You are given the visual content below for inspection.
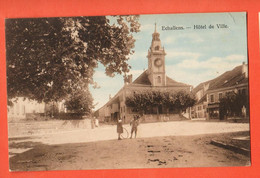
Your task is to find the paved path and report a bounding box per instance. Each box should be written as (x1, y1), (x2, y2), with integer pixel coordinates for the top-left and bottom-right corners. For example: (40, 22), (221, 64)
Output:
(9, 121), (250, 145)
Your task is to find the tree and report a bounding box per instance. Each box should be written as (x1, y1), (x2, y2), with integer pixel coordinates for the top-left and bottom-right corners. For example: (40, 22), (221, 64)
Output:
(6, 16), (140, 104)
(125, 92), (149, 115)
(219, 91), (248, 118)
(64, 85), (93, 115)
(172, 91), (196, 111)
(125, 90), (196, 115)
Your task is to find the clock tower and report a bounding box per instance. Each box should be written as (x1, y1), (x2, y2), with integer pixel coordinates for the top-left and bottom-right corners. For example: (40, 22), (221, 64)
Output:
(147, 23), (166, 86)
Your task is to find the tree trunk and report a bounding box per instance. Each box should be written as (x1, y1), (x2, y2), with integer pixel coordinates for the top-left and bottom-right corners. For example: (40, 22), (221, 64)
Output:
(52, 101), (54, 118)
(156, 106), (159, 121)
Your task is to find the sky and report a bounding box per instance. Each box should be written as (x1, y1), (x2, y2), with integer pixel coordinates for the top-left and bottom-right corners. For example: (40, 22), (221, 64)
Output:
(90, 12), (248, 110)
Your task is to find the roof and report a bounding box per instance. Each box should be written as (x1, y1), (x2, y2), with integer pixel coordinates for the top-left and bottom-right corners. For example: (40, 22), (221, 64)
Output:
(131, 70), (151, 85)
(130, 70), (190, 87)
(207, 65), (248, 91)
(95, 70), (191, 112)
(192, 80), (211, 94)
(193, 64), (248, 94)
(166, 76), (191, 87)
(197, 94), (207, 104)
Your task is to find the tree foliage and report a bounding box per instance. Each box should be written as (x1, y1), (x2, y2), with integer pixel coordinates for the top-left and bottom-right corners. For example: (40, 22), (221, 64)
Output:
(6, 16), (140, 103)
(219, 91), (248, 118)
(64, 84), (93, 115)
(125, 90), (196, 115)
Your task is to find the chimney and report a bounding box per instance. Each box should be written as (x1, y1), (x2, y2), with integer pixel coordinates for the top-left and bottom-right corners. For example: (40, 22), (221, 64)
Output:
(242, 62), (248, 78)
(129, 74), (133, 83)
(124, 74), (133, 84)
(124, 75), (128, 85)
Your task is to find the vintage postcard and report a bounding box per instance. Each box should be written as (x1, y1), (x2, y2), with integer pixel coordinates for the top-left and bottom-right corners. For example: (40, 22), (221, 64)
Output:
(6, 12), (250, 171)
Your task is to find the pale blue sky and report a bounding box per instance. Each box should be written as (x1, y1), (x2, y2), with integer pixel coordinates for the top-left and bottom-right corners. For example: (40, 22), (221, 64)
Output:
(90, 12), (248, 110)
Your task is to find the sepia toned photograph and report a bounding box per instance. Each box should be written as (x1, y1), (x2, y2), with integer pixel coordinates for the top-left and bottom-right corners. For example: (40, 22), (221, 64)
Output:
(6, 12), (250, 171)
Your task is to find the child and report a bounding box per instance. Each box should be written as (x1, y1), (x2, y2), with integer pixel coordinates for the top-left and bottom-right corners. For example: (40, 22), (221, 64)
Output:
(117, 118), (123, 140)
(130, 115), (139, 139)
(95, 117), (99, 127)
(91, 117), (95, 129)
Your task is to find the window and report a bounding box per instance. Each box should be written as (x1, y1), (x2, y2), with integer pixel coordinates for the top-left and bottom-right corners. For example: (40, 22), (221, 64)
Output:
(11, 107), (14, 114)
(226, 91), (231, 96)
(210, 94), (214, 103)
(155, 46), (159, 50)
(157, 76), (161, 83)
(219, 93), (223, 100)
(16, 103), (20, 115)
(242, 89), (246, 95)
(23, 105), (26, 115)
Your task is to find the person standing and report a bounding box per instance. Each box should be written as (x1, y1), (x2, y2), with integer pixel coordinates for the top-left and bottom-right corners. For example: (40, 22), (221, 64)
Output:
(117, 118), (123, 140)
(130, 115), (140, 139)
(95, 117), (99, 127)
(91, 117), (95, 129)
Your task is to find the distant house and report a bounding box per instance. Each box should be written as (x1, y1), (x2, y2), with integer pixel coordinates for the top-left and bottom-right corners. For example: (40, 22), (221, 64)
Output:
(191, 81), (210, 119)
(8, 97), (45, 122)
(191, 63), (249, 120)
(8, 97), (67, 122)
(95, 24), (192, 123)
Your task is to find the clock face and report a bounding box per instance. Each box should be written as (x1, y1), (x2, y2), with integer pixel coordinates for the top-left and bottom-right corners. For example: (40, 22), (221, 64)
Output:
(154, 58), (162, 67)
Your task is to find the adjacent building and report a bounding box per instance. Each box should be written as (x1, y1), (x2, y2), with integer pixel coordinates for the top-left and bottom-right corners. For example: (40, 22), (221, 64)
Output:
(191, 81), (210, 119)
(192, 63), (249, 120)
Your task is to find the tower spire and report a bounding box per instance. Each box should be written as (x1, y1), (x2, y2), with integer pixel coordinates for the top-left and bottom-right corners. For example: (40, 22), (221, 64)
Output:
(155, 22), (157, 33)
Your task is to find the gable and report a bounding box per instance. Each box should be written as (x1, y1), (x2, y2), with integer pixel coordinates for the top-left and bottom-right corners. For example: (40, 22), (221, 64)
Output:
(131, 70), (190, 88)
(132, 70), (151, 86)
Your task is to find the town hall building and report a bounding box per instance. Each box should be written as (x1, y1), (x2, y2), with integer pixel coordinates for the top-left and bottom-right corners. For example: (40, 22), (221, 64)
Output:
(95, 24), (192, 123)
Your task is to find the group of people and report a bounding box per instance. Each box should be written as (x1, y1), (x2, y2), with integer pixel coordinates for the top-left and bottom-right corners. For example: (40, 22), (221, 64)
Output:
(89, 115), (140, 140)
(117, 115), (140, 140)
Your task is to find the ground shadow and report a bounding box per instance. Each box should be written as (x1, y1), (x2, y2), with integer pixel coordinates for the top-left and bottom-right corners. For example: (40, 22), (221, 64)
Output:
(9, 131), (251, 172)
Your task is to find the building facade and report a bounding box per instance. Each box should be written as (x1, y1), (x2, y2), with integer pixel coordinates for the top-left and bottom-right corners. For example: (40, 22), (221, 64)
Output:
(191, 63), (249, 120)
(8, 97), (67, 122)
(8, 97), (46, 122)
(95, 24), (192, 123)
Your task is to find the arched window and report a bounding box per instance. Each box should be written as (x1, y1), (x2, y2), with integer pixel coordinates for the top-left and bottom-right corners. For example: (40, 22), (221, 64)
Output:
(157, 76), (161, 83)
(155, 46), (159, 50)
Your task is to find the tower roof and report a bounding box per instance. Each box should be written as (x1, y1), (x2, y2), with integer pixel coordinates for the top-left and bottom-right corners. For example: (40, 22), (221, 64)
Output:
(154, 22), (157, 33)
(152, 23), (160, 41)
